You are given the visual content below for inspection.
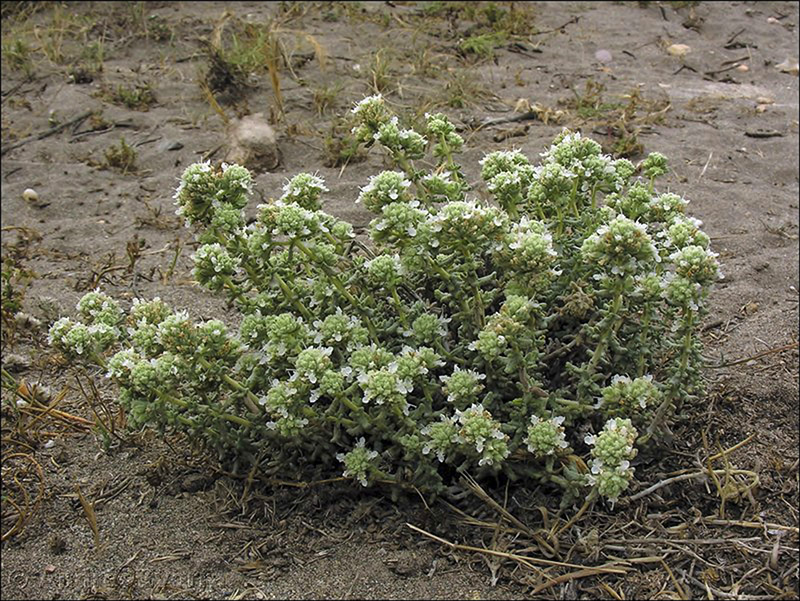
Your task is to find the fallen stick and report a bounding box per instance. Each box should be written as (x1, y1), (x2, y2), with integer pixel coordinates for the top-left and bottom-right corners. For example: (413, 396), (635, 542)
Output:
(477, 110), (540, 128)
(1, 110), (94, 156)
(709, 341), (798, 368)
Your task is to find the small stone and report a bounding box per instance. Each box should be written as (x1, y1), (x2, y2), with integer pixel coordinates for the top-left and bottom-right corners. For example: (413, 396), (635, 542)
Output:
(22, 188), (38, 202)
(775, 58), (799, 76)
(736, 64), (749, 72)
(767, 16), (780, 24)
(44, 565), (57, 574)
(49, 534), (67, 555)
(594, 49), (612, 64)
(3, 352), (31, 372)
(180, 473), (209, 493)
(157, 139), (184, 151)
(756, 104), (769, 113)
(667, 44), (691, 57)
(225, 113), (281, 172)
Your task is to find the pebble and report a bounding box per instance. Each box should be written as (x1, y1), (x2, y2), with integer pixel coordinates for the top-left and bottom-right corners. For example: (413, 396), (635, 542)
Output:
(22, 188), (38, 202)
(225, 113), (280, 172)
(594, 49), (612, 64)
(180, 473), (210, 493)
(667, 44), (691, 57)
(775, 57), (799, 76)
(157, 139), (184, 152)
(3, 352), (31, 372)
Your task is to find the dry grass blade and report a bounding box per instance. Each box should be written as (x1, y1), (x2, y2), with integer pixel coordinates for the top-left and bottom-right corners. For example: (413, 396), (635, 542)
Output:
(12, 376), (94, 432)
(405, 522), (627, 573)
(659, 557), (690, 600)
(531, 565), (632, 595)
(265, 34), (284, 121)
(76, 484), (100, 547)
(199, 80), (230, 126)
(701, 519), (798, 534)
(461, 473), (536, 537)
(1, 452), (45, 541)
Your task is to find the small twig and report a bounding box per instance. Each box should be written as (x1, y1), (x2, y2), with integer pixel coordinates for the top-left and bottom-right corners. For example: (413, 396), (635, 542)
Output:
(708, 342), (798, 368)
(479, 110), (540, 128)
(628, 468), (759, 501)
(720, 55), (751, 66)
(529, 16), (580, 36)
(704, 63), (746, 77)
(702, 518), (799, 534)
(673, 63), (699, 76)
(201, 143), (225, 162)
(681, 572), (779, 600)
(744, 129), (784, 139)
(76, 484), (100, 547)
(405, 522), (626, 572)
(461, 474), (536, 538)
(707, 433), (755, 463)
(724, 28), (746, 48)
(698, 151), (712, 181)
(2, 110), (95, 156)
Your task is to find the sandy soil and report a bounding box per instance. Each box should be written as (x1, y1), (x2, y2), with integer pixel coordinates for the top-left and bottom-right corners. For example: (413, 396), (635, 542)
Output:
(1, 2), (798, 599)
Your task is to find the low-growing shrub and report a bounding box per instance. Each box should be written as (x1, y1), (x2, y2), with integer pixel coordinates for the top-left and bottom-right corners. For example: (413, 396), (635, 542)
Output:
(49, 95), (720, 506)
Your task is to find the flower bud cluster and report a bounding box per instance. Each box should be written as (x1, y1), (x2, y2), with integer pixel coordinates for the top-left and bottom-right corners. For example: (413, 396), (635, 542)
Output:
(455, 403), (509, 466)
(76, 290), (123, 327)
(370, 202), (427, 244)
(357, 171), (413, 213)
(192, 243), (240, 291)
(292, 346), (334, 386)
(585, 418), (638, 501)
(640, 152), (668, 180)
(337, 437), (379, 486)
(439, 366), (486, 408)
(596, 374), (660, 420)
(419, 171), (464, 203)
(427, 200), (509, 256)
(670, 245), (720, 285)
(312, 309), (368, 349)
(425, 112), (464, 157)
(580, 215), (659, 276)
(405, 313), (450, 345)
(357, 363), (413, 414)
(174, 161), (251, 227)
(664, 216), (709, 250)
(279, 172), (329, 211)
(365, 254), (405, 289)
(351, 95), (390, 143)
(48, 292), (124, 356)
(480, 149), (530, 182)
(498, 217), (558, 290)
(48, 317), (118, 357)
(421, 414), (459, 462)
(526, 415), (569, 457)
(374, 116), (427, 160)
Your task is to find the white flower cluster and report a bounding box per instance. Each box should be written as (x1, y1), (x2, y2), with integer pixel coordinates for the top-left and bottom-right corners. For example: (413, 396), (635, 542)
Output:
(455, 403), (509, 466)
(526, 415), (570, 457)
(337, 437), (379, 486)
(585, 418), (638, 502)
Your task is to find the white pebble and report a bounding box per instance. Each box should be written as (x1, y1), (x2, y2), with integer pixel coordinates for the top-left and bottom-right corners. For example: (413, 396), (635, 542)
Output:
(23, 188), (39, 202)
